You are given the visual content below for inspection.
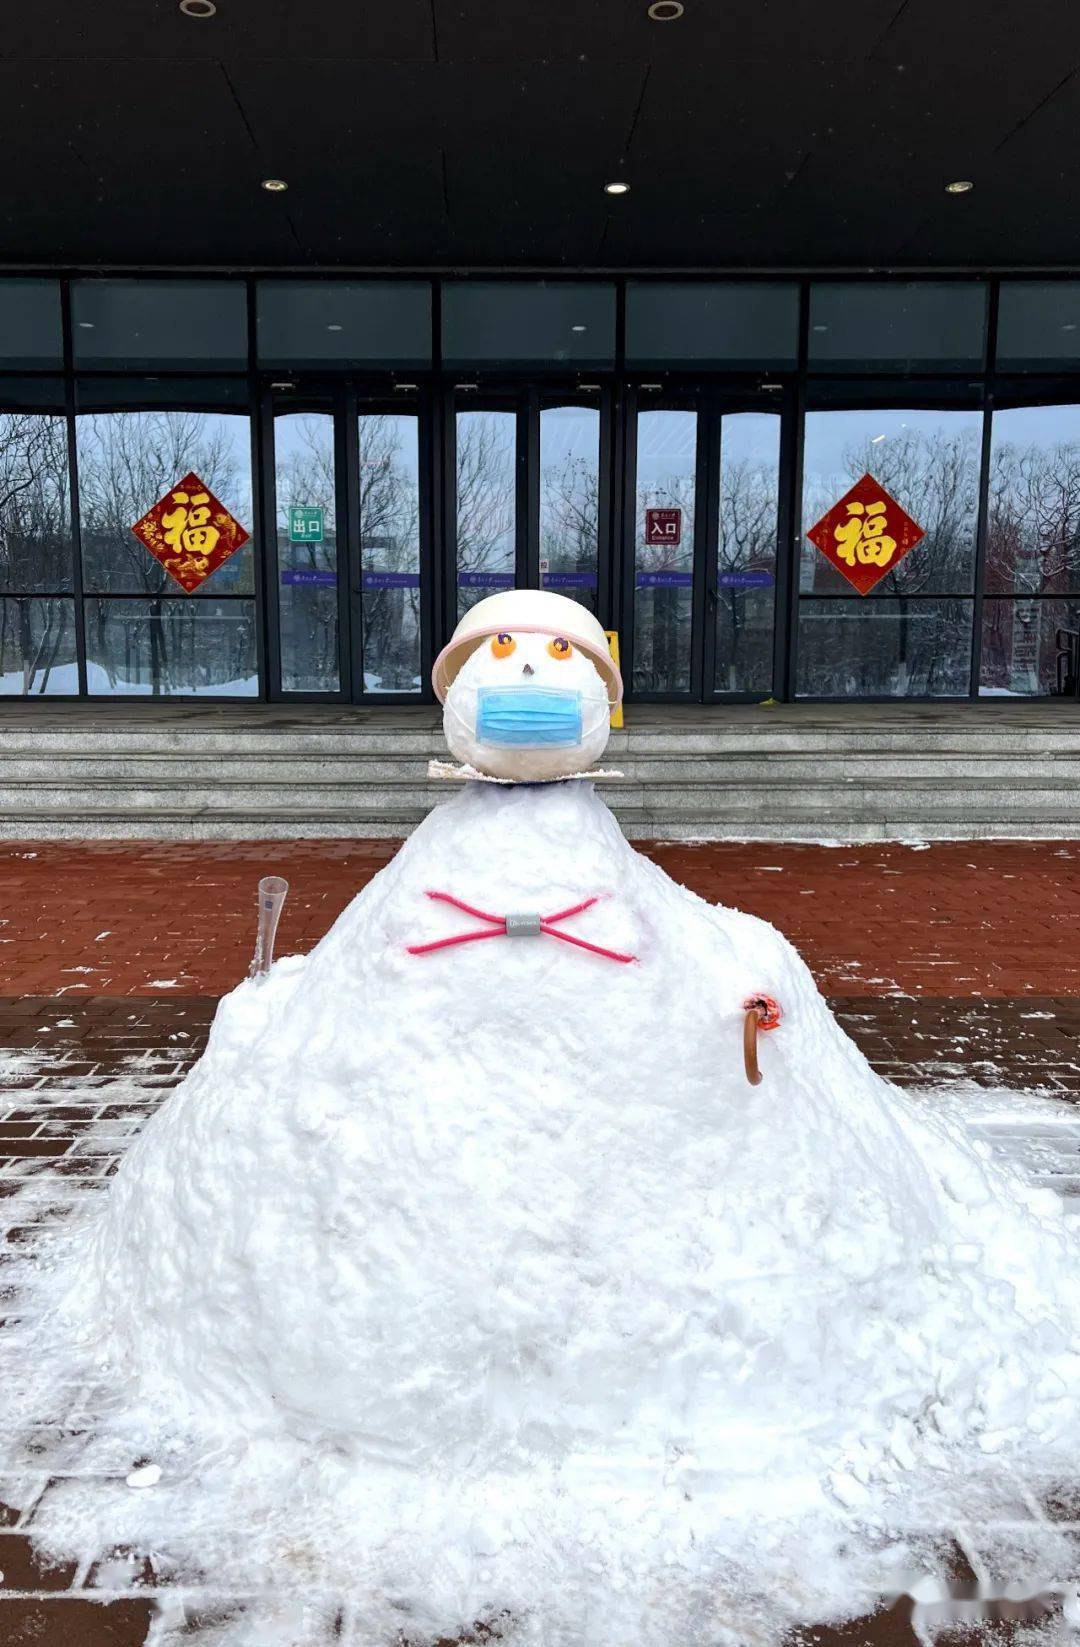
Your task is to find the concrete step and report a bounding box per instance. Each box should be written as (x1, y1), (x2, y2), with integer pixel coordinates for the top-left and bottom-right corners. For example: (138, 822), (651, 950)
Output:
(2, 724), (1080, 757)
(1, 749), (1080, 785)
(2, 813), (1075, 843)
(0, 776), (1076, 817)
(1, 714), (1078, 841)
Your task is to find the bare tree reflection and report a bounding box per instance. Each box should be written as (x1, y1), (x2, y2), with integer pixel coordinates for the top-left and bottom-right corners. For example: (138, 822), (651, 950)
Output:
(76, 411), (253, 695)
(801, 425), (979, 695)
(0, 414), (74, 693)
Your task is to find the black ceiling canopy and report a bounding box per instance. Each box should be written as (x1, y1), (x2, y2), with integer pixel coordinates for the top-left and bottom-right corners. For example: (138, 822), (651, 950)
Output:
(3, 0), (1079, 270)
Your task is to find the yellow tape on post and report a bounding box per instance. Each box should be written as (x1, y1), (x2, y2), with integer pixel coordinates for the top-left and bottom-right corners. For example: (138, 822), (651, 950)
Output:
(604, 630), (624, 729)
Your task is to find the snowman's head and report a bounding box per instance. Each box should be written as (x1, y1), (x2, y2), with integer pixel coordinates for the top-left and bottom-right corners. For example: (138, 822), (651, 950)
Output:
(433, 590), (622, 782)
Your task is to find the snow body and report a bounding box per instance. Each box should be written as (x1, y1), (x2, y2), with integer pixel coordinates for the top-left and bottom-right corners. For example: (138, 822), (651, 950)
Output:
(43, 776), (1080, 1645)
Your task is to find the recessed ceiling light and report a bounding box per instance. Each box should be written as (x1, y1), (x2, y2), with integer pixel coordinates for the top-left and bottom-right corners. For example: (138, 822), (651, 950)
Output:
(571, 324), (587, 332)
(945, 179), (974, 194)
(326, 323), (343, 332)
(647, 0), (684, 17)
(812, 323), (828, 332)
(77, 321), (94, 329)
(179, 0), (216, 14)
(1063, 323), (1078, 332)
(604, 180), (630, 196)
(261, 177), (288, 193)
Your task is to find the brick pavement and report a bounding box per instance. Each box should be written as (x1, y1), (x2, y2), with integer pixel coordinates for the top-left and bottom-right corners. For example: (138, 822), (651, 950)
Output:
(2, 836), (1080, 1645)
(0, 837), (1077, 999)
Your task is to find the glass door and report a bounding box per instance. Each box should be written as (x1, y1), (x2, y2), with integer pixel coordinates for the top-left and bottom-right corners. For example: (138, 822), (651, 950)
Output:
(538, 397), (602, 614)
(271, 397), (343, 695)
(356, 401), (424, 693)
(453, 394), (519, 617)
(626, 387), (787, 700)
(265, 383), (430, 701)
(448, 384), (609, 628)
(711, 406), (784, 698)
(630, 398), (699, 695)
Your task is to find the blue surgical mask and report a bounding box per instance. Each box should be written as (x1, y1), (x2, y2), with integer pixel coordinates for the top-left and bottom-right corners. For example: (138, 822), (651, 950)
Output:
(476, 684), (583, 747)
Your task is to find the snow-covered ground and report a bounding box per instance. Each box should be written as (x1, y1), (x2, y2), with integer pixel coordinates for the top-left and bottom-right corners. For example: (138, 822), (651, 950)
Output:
(4, 775), (1080, 1646)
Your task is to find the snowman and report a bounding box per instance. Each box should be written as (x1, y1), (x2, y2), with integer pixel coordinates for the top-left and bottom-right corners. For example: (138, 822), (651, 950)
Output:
(27, 589), (1080, 1646)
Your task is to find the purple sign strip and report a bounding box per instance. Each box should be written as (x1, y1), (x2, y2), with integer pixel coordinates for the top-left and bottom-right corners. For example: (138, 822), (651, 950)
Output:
(281, 569), (337, 587)
(636, 571), (693, 588)
(459, 570), (515, 589)
(541, 571), (598, 588)
(718, 570), (775, 589)
(363, 571), (421, 589)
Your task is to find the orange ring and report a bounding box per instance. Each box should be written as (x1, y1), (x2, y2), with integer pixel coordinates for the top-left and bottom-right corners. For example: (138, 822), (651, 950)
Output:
(743, 994), (782, 1032)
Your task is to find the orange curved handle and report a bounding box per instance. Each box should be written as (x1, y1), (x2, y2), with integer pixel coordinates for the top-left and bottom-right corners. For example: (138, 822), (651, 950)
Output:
(742, 994), (782, 1085)
(743, 1007), (763, 1086)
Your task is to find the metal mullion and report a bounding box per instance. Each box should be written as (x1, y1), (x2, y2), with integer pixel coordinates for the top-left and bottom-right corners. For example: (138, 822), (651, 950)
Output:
(801, 589), (982, 602)
(442, 383), (460, 637)
(784, 280), (810, 701)
(81, 590), (254, 601)
(416, 383), (438, 702)
(698, 392), (720, 700)
(250, 347), (273, 702)
(620, 385), (640, 699)
(969, 282), (999, 700)
(344, 382), (363, 700)
(519, 389), (536, 588)
(597, 380), (616, 631)
(245, 273), (271, 704)
(60, 278), (88, 697)
(319, 380), (350, 702)
(771, 377), (799, 702)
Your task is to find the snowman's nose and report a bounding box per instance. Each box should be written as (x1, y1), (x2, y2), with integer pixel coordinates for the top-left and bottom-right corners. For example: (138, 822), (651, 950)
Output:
(522, 662), (535, 676)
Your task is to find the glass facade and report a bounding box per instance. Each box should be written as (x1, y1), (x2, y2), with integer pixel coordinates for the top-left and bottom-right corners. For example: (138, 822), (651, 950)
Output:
(2, 273), (1080, 702)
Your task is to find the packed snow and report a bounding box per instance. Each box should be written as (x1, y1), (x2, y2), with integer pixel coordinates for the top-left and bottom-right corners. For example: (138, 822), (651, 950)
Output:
(4, 776), (1080, 1645)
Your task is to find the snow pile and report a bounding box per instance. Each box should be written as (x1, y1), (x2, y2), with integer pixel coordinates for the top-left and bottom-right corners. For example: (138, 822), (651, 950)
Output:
(5, 779), (1080, 1645)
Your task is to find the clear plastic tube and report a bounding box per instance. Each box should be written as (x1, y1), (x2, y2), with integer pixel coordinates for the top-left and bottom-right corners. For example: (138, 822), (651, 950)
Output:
(249, 875), (289, 979)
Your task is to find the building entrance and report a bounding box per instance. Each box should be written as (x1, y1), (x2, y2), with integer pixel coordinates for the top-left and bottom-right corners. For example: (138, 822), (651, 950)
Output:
(625, 385), (790, 701)
(5, 275), (1080, 706)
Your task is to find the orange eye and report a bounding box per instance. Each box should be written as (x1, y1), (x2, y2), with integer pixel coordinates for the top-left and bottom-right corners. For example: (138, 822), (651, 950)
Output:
(490, 633), (516, 659)
(547, 636), (573, 660)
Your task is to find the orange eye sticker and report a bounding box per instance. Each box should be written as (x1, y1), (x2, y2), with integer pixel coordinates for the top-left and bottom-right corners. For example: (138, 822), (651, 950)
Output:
(547, 636), (573, 660)
(491, 633), (516, 659)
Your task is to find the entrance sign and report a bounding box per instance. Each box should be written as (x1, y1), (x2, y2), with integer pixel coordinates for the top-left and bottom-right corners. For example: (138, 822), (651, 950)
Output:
(807, 472), (925, 596)
(131, 471), (250, 594)
(289, 505), (324, 543)
(645, 506), (682, 546)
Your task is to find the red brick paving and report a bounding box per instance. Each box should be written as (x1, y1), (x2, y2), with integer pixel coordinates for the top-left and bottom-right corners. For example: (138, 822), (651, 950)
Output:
(0, 838), (1077, 999)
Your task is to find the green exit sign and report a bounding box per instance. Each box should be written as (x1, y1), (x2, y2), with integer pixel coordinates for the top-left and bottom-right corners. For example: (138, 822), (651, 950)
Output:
(289, 505), (324, 543)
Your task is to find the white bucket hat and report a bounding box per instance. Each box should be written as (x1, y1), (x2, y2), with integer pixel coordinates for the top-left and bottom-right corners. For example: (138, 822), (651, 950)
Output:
(432, 589), (624, 707)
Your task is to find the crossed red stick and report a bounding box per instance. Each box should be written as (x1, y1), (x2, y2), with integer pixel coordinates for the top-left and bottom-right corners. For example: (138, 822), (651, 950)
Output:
(406, 890), (638, 965)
